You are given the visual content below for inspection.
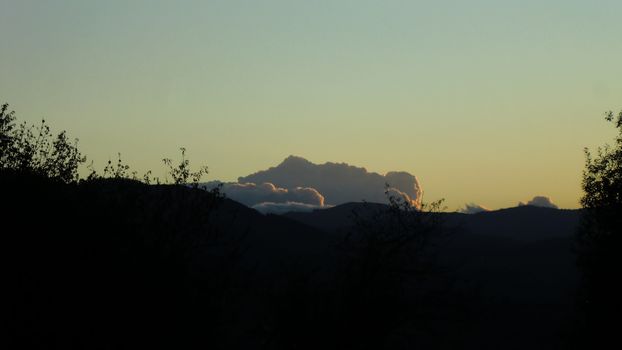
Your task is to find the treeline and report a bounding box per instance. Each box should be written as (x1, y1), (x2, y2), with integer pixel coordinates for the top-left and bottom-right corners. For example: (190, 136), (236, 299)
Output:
(575, 110), (622, 347)
(0, 103), (209, 186)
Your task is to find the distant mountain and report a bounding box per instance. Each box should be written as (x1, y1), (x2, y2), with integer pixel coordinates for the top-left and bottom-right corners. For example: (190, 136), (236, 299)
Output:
(448, 205), (581, 241)
(284, 203), (581, 242)
(283, 202), (583, 348)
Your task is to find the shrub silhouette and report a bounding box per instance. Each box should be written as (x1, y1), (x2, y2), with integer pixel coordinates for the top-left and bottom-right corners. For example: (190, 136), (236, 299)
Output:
(1, 103), (85, 183)
(163, 147), (209, 187)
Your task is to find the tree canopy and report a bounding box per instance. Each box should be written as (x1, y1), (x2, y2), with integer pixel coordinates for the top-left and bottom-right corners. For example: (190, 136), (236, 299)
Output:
(581, 110), (622, 211)
(577, 109), (622, 346)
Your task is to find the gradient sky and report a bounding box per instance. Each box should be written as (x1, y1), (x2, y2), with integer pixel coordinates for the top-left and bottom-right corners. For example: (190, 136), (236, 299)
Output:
(1, 0), (621, 210)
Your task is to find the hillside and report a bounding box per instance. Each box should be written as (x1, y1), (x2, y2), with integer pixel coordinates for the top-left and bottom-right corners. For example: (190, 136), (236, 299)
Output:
(284, 203), (581, 240)
(3, 171), (335, 349)
(283, 203), (583, 349)
(4, 171), (586, 349)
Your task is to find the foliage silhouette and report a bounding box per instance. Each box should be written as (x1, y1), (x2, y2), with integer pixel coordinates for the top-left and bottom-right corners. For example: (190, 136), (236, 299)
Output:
(1, 103), (85, 183)
(108, 153), (130, 178)
(576, 109), (622, 346)
(0, 103), (211, 187)
(163, 147), (209, 187)
(335, 188), (445, 348)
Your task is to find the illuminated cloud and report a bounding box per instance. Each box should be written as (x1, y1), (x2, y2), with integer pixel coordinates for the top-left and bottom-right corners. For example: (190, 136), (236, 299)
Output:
(252, 201), (328, 215)
(459, 203), (491, 214)
(518, 196), (559, 209)
(238, 155), (423, 207)
(385, 187), (419, 207)
(203, 181), (325, 207)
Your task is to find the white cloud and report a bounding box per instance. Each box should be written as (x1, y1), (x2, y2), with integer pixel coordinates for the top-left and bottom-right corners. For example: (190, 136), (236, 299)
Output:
(518, 196), (559, 209)
(385, 187), (420, 208)
(203, 181), (325, 207)
(459, 203), (491, 214)
(238, 155), (423, 207)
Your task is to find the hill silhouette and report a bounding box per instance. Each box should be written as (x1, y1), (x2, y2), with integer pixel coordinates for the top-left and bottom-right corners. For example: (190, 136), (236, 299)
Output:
(2, 170), (338, 349)
(284, 202), (580, 240)
(3, 169), (588, 349)
(284, 203), (583, 349)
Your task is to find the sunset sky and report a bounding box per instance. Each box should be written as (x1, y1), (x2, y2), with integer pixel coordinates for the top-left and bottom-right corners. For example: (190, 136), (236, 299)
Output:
(1, 0), (621, 210)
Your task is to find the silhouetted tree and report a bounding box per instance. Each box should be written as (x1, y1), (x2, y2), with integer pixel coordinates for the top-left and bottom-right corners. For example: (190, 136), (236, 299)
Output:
(577, 109), (622, 345)
(0, 103), (85, 182)
(333, 188), (445, 348)
(0, 103), (16, 154)
(252, 187), (447, 350)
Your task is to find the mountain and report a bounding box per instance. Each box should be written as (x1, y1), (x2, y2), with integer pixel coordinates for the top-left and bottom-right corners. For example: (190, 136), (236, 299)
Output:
(283, 203), (583, 349)
(4, 170), (586, 349)
(284, 203), (581, 241)
(3, 171), (335, 349)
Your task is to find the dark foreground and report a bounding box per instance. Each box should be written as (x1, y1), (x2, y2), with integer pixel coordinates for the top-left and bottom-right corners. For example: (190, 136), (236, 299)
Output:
(3, 172), (595, 349)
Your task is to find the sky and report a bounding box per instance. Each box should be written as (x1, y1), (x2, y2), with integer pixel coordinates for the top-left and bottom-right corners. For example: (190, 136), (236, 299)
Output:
(1, 0), (621, 210)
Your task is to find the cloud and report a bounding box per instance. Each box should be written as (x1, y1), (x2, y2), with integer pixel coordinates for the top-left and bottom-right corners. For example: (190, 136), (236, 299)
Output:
(459, 203), (491, 214)
(238, 155), (423, 207)
(252, 201), (328, 215)
(385, 187), (419, 207)
(518, 196), (559, 209)
(203, 181), (325, 207)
